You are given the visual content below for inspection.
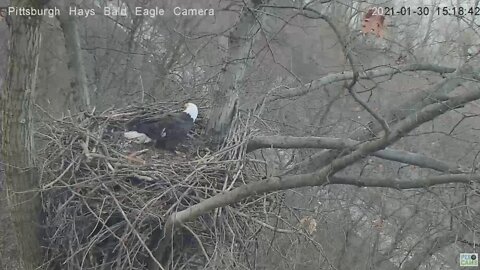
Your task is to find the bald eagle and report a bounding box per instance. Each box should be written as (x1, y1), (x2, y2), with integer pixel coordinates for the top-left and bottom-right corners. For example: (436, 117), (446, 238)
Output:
(124, 103), (198, 151)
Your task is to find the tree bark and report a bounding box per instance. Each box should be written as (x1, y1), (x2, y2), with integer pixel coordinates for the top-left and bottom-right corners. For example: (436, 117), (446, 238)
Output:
(0, 188), (22, 269)
(0, 2), (44, 269)
(57, 4), (90, 112)
(206, 0), (262, 143)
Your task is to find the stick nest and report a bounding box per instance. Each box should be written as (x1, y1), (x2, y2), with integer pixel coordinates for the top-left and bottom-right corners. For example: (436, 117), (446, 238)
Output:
(38, 102), (275, 269)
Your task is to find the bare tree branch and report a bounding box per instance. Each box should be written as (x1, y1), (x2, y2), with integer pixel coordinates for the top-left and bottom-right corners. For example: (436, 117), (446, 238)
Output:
(270, 64), (456, 101)
(183, 86), (480, 221)
(247, 135), (466, 173)
(270, 5), (480, 175)
(399, 232), (459, 270)
(154, 84), (480, 268)
(323, 10), (391, 134)
(330, 174), (478, 189)
(294, 63), (480, 174)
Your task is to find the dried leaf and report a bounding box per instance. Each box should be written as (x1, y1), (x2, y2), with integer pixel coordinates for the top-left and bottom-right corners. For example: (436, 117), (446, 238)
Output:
(299, 216), (317, 234)
(372, 218), (384, 231)
(361, 9), (385, 38)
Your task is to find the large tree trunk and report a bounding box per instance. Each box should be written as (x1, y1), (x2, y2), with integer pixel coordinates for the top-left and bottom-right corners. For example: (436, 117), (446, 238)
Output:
(206, 0), (263, 143)
(0, 188), (22, 269)
(57, 4), (90, 112)
(0, 1), (44, 269)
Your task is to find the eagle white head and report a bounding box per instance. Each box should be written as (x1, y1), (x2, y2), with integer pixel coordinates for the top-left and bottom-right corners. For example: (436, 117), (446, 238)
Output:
(183, 102), (198, 122)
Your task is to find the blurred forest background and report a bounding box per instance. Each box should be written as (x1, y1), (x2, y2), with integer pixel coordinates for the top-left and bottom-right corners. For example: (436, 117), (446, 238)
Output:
(1, 0), (480, 269)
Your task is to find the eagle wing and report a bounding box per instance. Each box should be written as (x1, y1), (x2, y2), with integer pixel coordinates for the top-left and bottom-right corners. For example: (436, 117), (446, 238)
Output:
(154, 114), (194, 147)
(126, 113), (174, 138)
(126, 112), (194, 149)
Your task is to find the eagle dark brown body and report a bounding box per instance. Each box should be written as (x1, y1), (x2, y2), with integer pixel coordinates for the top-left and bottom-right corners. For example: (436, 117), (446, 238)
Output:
(124, 103), (198, 151)
(127, 113), (194, 150)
